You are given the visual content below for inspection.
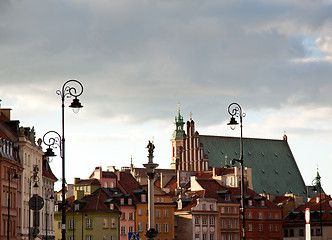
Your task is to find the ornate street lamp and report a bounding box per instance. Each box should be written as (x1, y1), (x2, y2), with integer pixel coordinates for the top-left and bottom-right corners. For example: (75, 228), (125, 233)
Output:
(7, 164), (19, 240)
(227, 102), (246, 240)
(43, 80), (84, 240)
(312, 170), (323, 237)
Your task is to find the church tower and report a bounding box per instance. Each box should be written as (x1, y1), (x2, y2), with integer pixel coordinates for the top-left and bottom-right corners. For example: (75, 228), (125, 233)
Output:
(171, 104), (185, 170)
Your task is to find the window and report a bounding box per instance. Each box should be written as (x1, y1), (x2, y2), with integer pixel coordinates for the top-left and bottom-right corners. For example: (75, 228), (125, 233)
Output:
(258, 213), (263, 219)
(164, 210), (168, 218)
(141, 194), (146, 202)
(290, 229), (294, 237)
(138, 208), (143, 215)
(210, 233), (214, 240)
(248, 200), (253, 206)
(275, 225), (279, 231)
(269, 224), (273, 231)
(225, 194), (230, 201)
(268, 213), (272, 219)
(87, 236), (92, 240)
(203, 234), (207, 240)
(234, 220), (238, 229)
(69, 237), (74, 240)
(161, 198), (164, 202)
(209, 216), (215, 226)
(164, 223), (168, 232)
(128, 198), (132, 205)
(58, 222), (61, 229)
(103, 218), (108, 228)
(120, 198), (124, 205)
(248, 224), (253, 232)
(210, 204), (214, 210)
(103, 236), (108, 240)
(284, 229), (288, 237)
(228, 220), (232, 229)
(221, 219), (225, 229)
(129, 226), (133, 233)
(299, 228), (304, 236)
(202, 216), (207, 225)
(111, 218), (116, 228)
(122, 212), (126, 220)
(157, 210), (161, 218)
(129, 212), (134, 220)
(121, 226), (126, 235)
(221, 207), (225, 213)
(195, 234), (200, 240)
(259, 224), (263, 232)
(69, 219), (74, 229)
(202, 204), (206, 210)
(248, 212), (252, 219)
(227, 207), (232, 213)
(87, 218), (92, 229)
(138, 222), (143, 232)
(316, 228), (321, 236)
(195, 216), (200, 225)
(156, 223), (161, 232)
(261, 200), (265, 207)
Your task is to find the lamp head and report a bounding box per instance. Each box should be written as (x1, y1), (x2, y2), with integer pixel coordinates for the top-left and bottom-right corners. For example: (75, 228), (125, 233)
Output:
(13, 172), (19, 180)
(33, 182), (39, 188)
(313, 185), (318, 193)
(227, 116), (239, 126)
(45, 147), (56, 157)
(69, 97), (83, 113)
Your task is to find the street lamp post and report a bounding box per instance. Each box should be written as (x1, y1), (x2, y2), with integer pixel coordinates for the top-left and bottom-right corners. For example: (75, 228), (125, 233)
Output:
(312, 170), (323, 237)
(43, 80), (84, 240)
(28, 165), (40, 240)
(45, 191), (54, 240)
(7, 164), (19, 240)
(227, 102), (246, 240)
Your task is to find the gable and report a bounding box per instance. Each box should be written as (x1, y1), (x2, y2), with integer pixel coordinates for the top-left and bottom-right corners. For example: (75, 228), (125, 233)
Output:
(199, 135), (307, 197)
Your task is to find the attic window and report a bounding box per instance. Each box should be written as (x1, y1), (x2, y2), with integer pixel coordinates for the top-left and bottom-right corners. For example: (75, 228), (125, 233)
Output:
(261, 152), (264, 156)
(276, 189), (279, 193)
(225, 194), (231, 201)
(261, 169), (265, 174)
(275, 170), (278, 174)
(221, 150), (224, 154)
(288, 171), (292, 174)
(288, 153), (291, 157)
(248, 151), (251, 155)
(207, 150), (210, 153)
(235, 151), (238, 155)
(274, 153), (278, 157)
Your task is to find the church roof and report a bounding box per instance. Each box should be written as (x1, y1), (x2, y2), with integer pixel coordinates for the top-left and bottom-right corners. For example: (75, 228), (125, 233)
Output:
(199, 135), (307, 198)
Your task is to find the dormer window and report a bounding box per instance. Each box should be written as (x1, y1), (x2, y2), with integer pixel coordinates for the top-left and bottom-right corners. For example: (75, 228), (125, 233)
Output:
(225, 194), (230, 201)
(141, 194), (146, 202)
(128, 198), (132, 205)
(120, 198), (124, 205)
(248, 199), (253, 206)
(110, 204), (114, 210)
(261, 200), (265, 207)
(202, 204), (206, 210)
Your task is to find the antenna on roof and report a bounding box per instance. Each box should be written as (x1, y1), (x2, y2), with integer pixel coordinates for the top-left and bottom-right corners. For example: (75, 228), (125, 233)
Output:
(190, 111), (193, 121)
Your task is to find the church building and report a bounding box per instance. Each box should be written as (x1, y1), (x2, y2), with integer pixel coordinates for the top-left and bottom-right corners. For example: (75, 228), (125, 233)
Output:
(170, 108), (307, 200)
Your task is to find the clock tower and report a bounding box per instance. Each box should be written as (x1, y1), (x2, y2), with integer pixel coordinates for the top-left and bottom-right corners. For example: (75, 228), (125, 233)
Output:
(171, 104), (185, 170)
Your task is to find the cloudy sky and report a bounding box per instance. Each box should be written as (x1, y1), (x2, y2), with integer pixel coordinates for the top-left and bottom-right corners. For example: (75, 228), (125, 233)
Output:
(1, 0), (332, 194)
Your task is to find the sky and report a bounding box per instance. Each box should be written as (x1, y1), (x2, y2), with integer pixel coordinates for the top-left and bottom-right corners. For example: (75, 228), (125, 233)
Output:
(1, 0), (332, 194)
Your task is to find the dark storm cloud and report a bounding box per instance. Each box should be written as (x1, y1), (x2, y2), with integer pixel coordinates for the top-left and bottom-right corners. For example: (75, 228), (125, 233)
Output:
(1, 0), (332, 125)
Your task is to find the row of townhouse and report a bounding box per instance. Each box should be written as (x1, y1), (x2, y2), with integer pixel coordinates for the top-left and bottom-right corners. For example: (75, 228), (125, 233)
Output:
(54, 166), (176, 240)
(0, 107), (57, 240)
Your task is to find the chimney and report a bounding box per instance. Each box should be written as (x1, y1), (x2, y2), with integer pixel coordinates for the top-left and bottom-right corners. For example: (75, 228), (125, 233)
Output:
(0, 108), (11, 120)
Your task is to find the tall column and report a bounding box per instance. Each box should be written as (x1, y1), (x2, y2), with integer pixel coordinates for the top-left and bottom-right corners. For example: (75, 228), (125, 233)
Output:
(143, 141), (159, 240)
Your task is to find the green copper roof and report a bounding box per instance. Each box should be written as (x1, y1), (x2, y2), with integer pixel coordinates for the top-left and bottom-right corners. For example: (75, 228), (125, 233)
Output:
(199, 135), (307, 197)
(172, 109), (185, 140)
